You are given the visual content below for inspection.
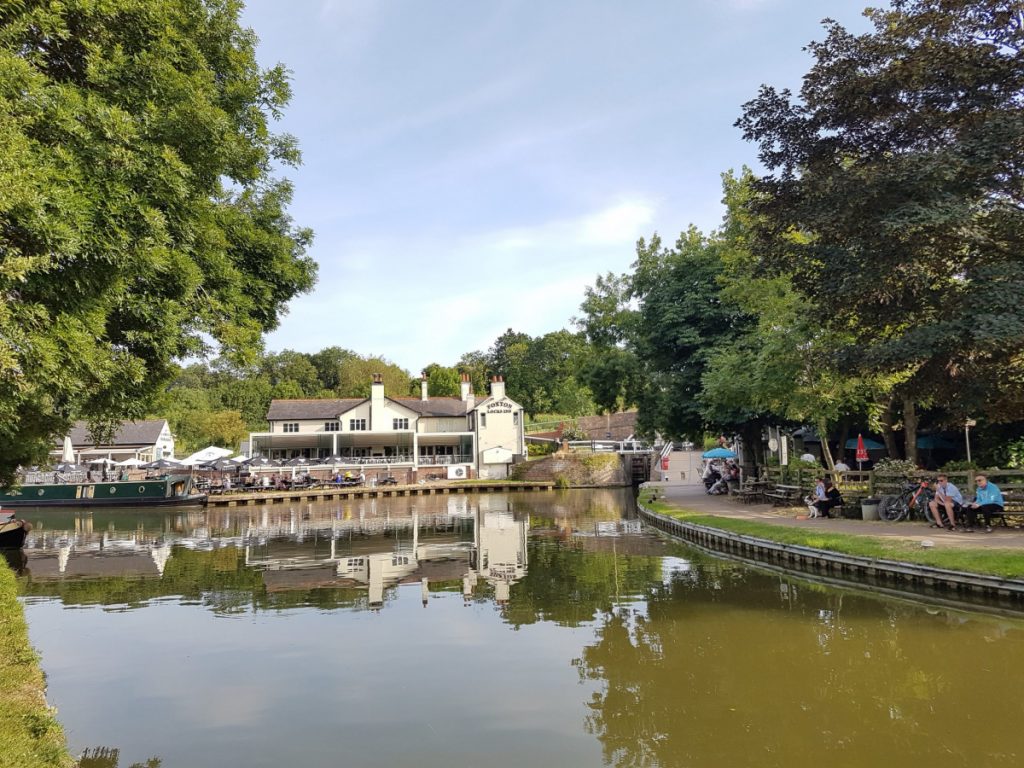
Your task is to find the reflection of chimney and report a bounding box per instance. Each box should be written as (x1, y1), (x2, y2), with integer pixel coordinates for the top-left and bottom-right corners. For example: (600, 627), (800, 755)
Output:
(420, 372), (429, 401)
(490, 375), (505, 400)
(370, 373), (384, 430)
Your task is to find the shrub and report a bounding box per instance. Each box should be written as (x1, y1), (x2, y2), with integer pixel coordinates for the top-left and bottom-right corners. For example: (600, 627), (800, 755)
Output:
(873, 457), (918, 475)
(554, 474), (570, 489)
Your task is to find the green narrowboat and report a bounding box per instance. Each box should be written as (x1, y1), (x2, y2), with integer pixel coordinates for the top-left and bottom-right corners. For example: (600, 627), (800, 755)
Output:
(0, 474), (206, 508)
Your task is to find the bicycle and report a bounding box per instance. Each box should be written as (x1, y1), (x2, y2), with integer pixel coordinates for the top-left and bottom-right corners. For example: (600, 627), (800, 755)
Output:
(879, 480), (934, 523)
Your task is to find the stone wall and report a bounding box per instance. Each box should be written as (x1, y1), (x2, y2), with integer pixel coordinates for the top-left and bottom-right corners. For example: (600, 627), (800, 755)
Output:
(511, 452), (628, 487)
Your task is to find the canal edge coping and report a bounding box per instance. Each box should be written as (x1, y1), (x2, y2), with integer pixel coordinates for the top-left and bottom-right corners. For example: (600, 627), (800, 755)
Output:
(636, 502), (1024, 601)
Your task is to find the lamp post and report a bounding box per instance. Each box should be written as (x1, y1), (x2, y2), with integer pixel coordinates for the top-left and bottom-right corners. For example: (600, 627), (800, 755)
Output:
(965, 419), (977, 464)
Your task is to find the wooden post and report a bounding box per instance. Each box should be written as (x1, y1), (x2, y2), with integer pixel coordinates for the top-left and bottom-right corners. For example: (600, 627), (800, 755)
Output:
(867, 470), (875, 497)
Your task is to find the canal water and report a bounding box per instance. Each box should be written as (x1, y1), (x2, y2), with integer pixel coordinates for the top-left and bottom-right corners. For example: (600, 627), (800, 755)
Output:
(12, 489), (1024, 767)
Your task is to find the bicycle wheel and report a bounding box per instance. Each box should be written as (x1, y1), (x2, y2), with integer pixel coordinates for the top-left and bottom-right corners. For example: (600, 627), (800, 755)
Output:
(879, 494), (908, 522)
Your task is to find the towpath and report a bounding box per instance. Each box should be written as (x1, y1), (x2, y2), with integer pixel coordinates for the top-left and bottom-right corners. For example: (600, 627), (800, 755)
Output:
(660, 484), (1024, 551)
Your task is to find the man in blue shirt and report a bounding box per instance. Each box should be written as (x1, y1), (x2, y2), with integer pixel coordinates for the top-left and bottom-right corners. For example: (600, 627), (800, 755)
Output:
(928, 473), (964, 530)
(963, 473), (1005, 533)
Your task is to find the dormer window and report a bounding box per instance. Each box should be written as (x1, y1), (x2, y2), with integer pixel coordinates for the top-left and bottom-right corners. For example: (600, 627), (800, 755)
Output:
(283, 422), (299, 433)
(324, 421), (340, 432)
(393, 418), (409, 430)
(349, 418), (367, 431)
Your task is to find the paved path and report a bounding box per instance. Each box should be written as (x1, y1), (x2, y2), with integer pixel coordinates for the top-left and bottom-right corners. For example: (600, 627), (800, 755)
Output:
(659, 484), (1024, 551)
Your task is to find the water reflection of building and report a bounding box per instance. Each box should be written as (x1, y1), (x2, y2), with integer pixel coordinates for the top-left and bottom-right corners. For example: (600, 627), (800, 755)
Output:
(19, 496), (531, 610)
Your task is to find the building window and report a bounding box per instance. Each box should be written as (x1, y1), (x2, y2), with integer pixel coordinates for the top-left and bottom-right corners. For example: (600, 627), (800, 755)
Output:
(468, 414), (474, 430)
(349, 418), (367, 431)
(480, 413), (487, 428)
(513, 412), (519, 426)
(393, 418), (409, 430)
(324, 421), (339, 432)
(283, 423), (299, 433)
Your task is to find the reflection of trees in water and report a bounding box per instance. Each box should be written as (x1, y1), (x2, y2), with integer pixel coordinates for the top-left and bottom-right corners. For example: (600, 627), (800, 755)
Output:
(576, 564), (1024, 767)
(502, 538), (663, 628)
(78, 746), (160, 768)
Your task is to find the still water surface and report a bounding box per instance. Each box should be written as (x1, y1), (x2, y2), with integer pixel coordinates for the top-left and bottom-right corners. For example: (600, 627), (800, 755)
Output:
(12, 490), (1024, 767)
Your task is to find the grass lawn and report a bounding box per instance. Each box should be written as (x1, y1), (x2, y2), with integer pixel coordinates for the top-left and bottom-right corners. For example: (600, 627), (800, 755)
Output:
(0, 561), (73, 768)
(642, 499), (1024, 580)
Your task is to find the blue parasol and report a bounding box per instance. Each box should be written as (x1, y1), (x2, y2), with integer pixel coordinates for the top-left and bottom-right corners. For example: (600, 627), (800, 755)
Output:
(702, 448), (737, 459)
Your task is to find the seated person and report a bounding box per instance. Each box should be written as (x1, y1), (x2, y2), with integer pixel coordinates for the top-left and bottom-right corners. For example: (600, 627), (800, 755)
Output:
(962, 473), (1004, 533)
(806, 477), (826, 516)
(812, 479), (843, 518)
(928, 473), (963, 530)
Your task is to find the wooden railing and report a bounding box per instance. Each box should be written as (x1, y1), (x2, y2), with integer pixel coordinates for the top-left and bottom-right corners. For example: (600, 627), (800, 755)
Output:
(758, 467), (1024, 501)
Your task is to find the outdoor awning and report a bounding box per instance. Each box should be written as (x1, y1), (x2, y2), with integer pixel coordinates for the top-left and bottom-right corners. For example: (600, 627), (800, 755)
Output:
(844, 437), (884, 450)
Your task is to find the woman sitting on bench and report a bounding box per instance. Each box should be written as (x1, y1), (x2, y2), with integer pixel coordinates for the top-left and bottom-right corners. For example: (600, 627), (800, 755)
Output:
(812, 479), (843, 519)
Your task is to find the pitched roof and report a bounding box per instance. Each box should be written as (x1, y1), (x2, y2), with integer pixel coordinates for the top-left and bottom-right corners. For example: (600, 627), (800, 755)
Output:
(390, 397), (469, 417)
(266, 399), (365, 421)
(64, 419), (168, 448)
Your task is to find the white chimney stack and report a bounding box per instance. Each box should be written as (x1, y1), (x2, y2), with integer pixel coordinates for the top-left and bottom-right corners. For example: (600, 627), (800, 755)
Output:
(370, 373), (385, 430)
(490, 375), (505, 400)
(420, 372), (429, 401)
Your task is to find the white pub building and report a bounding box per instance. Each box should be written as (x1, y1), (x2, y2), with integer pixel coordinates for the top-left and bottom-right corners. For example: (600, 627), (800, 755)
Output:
(247, 374), (527, 480)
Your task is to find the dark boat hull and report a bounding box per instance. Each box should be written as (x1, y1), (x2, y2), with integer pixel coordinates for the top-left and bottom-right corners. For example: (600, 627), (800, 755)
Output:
(0, 476), (206, 509)
(0, 494), (207, 509)
(0, 524), (28, 548)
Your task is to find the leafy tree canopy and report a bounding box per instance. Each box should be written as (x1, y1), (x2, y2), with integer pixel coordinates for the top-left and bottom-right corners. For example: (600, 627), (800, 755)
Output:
(0, 0), (316, 481)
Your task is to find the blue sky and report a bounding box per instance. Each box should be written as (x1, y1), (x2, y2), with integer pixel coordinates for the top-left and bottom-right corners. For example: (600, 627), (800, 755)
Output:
(243, 0), (870, 373)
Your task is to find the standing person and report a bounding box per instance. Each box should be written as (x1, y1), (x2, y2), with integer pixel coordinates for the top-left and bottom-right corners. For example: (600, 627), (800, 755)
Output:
(928, 473), (963, 530)
(962, 473), (1004, 533)
(812, 479), (843, 518)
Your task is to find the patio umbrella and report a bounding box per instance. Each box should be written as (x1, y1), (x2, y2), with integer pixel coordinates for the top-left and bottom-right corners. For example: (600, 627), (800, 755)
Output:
(116, 458), (147, 467)
(245, 456), (275, 468)
(87, 457), (117, 466)
(844, 437), (885, 450)
(61, 436), (75, 464)
(320, 455), (346, 465)
(204, 458), (241, 471)
(55, 462), (82, 472)
(144, 458), (182, 470)
(855, 434), (870, 470)
(286, 456), (311, 466)
(702, 447), (737, 459)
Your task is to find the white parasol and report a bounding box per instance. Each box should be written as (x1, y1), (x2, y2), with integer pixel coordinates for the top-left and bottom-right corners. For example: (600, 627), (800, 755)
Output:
(61, 436), (75, 464)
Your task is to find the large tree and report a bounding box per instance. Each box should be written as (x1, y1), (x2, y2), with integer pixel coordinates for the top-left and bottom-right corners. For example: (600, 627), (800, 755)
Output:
(737, 0), (1024, 460)
(0, 0), (316, 481)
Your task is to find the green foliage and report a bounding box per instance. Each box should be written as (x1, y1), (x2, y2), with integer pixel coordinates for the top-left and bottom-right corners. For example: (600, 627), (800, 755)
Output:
(560, 422), (589, 441)
(1003, 439), (1024, 470)
(0, 561), (74, 767)
(737, 0), (1024, 429)
(421, 364), (461, 397)
(873, 457), (919, 476)
(554, 474), (570, 489)
(0, 0), (316, 482)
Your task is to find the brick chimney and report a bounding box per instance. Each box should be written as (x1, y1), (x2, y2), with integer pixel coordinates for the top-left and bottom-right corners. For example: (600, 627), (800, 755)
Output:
(490, 375), (505, 400)
(420, 372), (429, 401)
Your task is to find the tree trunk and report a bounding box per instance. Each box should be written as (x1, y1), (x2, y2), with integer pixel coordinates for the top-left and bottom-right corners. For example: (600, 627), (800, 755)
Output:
(740, 422), (763, 477)
(835, 419), (850, 462)
(903, 399), (919, 467)
(817, 418), (836, 473)
(880, 399), (900, 458)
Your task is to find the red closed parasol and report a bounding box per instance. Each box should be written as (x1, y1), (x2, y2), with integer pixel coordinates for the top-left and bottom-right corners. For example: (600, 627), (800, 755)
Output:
(855, 434), (869, 468)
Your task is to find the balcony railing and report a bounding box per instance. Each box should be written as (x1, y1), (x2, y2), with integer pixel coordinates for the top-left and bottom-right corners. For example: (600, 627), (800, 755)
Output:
(416, 454), (472, 466)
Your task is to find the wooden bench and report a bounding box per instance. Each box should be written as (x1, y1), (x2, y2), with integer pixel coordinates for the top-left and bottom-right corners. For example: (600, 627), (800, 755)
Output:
(764, 484), (803, 506)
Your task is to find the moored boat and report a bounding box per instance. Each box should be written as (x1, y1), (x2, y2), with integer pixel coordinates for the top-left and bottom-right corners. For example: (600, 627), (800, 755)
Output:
(0, 474), (206, 508)
(0, 510), (31, 548)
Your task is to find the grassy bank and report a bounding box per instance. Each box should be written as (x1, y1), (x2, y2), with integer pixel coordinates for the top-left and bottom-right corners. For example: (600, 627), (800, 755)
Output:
(643, 500), (1024, 580)
(0, 561), (73, 768)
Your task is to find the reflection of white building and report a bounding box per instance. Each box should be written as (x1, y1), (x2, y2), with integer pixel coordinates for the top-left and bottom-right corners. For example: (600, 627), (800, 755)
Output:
(468, 507), (529, 604)
(247, 374), (527, 480)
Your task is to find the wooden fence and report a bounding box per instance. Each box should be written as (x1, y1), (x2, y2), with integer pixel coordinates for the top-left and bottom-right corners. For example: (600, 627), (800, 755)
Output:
(759, 467), (1024, 505)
